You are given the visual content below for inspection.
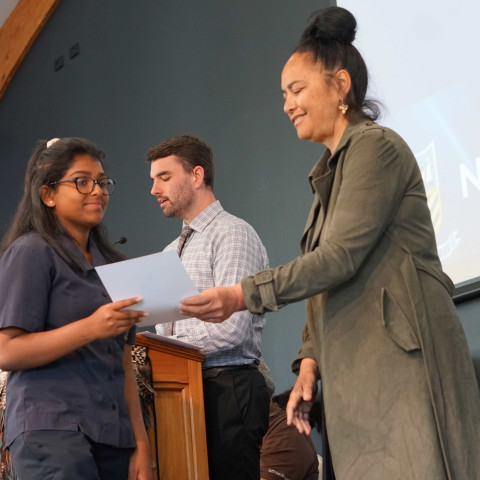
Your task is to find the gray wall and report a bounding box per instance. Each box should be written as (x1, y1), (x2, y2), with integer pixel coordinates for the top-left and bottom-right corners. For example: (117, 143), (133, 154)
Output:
(1, 0), (479, 452)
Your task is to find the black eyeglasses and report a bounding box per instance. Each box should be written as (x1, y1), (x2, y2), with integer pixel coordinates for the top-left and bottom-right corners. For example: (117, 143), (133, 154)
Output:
(50, 176), (116, 195)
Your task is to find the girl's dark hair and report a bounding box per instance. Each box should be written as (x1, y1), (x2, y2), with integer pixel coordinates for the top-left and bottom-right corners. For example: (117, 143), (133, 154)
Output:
(0, 137), (124, 269)
(295, 6), (381, 122)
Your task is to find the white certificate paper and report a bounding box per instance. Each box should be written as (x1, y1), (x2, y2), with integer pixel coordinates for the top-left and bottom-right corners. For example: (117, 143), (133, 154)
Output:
(95, 250), (198, 327)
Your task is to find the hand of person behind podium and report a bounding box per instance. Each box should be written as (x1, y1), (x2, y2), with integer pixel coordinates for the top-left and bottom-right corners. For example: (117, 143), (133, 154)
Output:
(179, 284), (246, 322)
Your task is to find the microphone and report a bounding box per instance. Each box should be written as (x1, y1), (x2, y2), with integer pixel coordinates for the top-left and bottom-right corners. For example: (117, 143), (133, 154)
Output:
(113, 236), (127, 246)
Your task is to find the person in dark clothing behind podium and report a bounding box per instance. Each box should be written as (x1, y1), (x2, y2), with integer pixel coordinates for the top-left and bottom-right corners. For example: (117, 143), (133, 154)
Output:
(259, 361), (320, 480)
(0, 137), (151, 480)
(146, 134), (270, 480)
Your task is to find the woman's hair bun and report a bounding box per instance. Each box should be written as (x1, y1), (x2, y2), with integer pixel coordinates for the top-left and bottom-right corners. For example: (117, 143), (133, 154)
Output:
(302, 6), (357, 45)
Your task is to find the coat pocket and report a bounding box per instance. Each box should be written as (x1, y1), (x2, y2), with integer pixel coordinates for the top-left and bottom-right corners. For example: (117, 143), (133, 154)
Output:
(381, 287), (421, 352)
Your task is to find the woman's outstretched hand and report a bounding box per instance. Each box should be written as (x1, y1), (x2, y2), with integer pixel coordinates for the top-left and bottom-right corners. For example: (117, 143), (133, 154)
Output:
(179, 284), (246, 323)
(286, 358), (320, 435)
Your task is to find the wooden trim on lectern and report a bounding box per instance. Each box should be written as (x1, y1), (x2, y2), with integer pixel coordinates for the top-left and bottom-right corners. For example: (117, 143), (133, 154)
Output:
(0, 0), (61, 101)
(136, 333), (206, 362)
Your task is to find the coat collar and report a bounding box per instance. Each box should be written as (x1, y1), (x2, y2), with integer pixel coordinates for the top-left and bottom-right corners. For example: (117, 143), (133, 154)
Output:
(302, 121), (377, 252)
(308, 120), (378, 193)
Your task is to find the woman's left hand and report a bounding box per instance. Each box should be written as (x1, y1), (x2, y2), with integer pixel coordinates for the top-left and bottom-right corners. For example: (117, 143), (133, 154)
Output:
(180, 284), (246, 323)
(286, 358), (320, 435)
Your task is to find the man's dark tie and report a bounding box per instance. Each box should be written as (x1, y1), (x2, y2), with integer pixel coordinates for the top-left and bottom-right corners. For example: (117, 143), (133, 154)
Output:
(177, 225), (194, 257)
(165, 225), (194, 335)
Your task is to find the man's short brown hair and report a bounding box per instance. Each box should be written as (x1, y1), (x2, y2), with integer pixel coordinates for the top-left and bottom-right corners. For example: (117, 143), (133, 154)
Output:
(146, 134), (214, 189)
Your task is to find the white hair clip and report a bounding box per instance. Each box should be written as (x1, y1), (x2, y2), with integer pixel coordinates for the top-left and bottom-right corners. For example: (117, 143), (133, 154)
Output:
(46, 138), (60, 148)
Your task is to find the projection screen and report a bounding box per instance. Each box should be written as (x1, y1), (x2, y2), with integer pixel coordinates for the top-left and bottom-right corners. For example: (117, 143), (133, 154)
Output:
(337, 0), (480, 301)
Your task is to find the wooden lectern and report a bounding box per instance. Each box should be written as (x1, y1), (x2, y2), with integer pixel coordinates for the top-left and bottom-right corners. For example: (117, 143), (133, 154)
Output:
(135, 333), (209, 480)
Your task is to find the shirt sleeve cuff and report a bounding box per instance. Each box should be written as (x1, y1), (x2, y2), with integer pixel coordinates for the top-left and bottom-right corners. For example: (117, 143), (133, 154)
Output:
(291, 348), (316, 375)
(241, 269), (279, 314)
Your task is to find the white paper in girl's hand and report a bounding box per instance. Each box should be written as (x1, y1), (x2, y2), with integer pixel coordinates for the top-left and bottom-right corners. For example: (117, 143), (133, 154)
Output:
(95, 250), (198, 326)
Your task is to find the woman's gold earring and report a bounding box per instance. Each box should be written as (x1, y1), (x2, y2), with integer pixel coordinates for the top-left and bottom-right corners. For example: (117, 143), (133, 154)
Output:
(338, 99), (349, 115)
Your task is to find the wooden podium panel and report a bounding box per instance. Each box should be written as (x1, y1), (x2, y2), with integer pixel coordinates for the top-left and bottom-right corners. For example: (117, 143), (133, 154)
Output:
(136, 333), (209, 480)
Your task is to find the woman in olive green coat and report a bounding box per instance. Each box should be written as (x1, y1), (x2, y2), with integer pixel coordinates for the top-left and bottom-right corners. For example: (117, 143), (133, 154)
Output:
(180, 7), (480, 480)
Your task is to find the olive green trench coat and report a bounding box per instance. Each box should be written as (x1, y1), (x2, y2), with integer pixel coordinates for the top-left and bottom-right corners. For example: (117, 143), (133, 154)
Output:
(242, 121), (480, 479)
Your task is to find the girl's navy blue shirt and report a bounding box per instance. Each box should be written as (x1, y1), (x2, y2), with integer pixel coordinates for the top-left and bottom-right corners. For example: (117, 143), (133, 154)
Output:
(0, 232), (135, 447)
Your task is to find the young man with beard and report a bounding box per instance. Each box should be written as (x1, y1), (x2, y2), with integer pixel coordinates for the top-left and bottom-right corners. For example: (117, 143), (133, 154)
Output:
(146, 135), (270, 480)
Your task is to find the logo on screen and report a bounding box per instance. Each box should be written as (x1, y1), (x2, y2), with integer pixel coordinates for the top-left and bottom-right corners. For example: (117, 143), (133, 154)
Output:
(415, 141), (460, 261)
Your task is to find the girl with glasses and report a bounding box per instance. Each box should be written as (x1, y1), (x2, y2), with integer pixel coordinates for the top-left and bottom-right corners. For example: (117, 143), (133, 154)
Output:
(0, 138), (152, 480)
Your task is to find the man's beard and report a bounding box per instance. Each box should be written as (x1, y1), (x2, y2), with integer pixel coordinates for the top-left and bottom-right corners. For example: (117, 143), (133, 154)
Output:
(161, 181), (195, 219)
